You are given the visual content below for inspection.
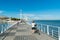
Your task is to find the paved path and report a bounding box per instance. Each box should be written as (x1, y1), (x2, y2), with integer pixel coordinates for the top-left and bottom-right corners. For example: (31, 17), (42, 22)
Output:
(0, 23), (56, 40)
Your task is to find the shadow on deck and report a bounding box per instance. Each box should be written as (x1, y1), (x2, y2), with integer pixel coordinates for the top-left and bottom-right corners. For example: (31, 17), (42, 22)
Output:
(0, 23), (56, 40)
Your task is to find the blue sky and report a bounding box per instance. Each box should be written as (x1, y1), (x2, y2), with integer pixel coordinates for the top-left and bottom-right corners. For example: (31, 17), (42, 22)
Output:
(0, 0), (60, 20)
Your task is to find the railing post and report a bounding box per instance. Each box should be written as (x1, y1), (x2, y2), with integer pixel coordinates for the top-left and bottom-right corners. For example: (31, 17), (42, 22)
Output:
(43, 27), (45, 33)
(47, 25), (49, 35)
(52, 30), (53, 37)
(38, 24), (41, 31)
(58, 27), (60, 40)
(41, 24), (43, 32)
(1, 25), (3, 33)
(5, 24), (6, 31)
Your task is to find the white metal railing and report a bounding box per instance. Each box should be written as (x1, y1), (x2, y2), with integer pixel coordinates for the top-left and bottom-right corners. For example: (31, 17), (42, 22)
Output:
(0, 21), (19, 34)
(0, 22), (9, 34)
(37, 24), (60, 40)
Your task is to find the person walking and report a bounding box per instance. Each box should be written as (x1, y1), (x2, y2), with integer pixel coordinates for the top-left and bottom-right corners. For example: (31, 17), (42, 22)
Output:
(31, 21), (36, 33)
(31, 21), (40, 35)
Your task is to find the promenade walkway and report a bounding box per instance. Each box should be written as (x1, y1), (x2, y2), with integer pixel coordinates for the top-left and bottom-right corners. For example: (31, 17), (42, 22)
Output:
(0, 22), (55, 40)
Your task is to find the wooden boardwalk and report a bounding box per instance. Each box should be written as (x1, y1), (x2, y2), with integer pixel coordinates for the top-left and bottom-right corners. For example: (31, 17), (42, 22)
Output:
(0, 22), (56, 40)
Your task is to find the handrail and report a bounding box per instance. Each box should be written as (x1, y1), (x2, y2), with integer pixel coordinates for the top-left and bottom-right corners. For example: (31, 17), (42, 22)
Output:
(36, 23), (60, 40)
(0, 21), (19, 34)
(37, 23), (59, 28)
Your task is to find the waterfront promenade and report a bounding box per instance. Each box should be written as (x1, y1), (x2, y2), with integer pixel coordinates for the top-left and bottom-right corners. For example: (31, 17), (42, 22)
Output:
(0, 22), (55, 40)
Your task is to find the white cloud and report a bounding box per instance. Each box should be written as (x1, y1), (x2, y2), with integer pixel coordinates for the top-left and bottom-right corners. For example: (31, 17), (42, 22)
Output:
(18, 13), (40, 20)
(0, 10), (4, 14)
(37, 14), (60, 20)
(18, 11), (60, 20)
(22, 14), (60, 20)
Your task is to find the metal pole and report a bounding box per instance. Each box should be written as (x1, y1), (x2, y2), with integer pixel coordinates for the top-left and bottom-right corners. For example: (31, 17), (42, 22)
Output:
(1, 25), (3, 33)
(47, 25), (49, 35)
(58, 27), (60, 40)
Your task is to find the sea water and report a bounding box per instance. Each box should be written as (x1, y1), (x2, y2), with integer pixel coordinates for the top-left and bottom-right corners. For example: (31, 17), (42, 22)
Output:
(34, 20), (60, 27)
